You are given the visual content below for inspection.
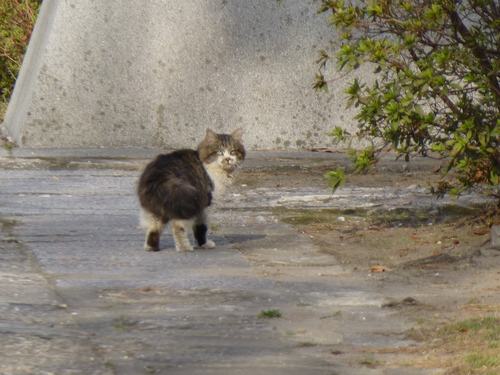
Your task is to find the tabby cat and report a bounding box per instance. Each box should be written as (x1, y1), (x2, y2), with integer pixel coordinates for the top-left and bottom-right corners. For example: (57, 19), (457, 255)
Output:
(137, 128), (245, 252)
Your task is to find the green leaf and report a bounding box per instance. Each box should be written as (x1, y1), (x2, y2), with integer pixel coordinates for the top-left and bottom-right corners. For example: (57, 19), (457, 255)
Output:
(312, 74), (329, 92)
(491, 171), (499, 186)
(324, 168), (346, 192)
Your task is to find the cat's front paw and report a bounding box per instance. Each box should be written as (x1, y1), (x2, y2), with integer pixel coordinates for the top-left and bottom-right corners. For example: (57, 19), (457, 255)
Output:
(176, 245), (194, 252)
(201, 240), (216, 249)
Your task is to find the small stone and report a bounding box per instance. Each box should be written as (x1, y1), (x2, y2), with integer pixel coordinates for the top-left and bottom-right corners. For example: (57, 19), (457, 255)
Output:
(491, 226), (500, 247)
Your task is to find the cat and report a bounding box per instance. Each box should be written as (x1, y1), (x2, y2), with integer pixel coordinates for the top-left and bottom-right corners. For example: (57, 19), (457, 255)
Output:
(137, 128), (245, 252)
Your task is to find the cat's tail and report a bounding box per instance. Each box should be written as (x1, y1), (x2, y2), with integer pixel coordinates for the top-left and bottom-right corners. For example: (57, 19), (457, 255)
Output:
(139, 177), (211, 221)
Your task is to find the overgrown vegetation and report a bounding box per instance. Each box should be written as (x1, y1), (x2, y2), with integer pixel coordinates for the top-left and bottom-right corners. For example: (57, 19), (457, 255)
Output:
(0, 0), (41, 121)
(409, 315), (500, 373)
(309, 0), (500, 200)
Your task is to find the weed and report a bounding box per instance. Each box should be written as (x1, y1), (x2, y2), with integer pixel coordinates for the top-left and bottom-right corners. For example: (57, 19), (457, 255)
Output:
(465, 352), (500, 369)
(258, 309), (282, 319)
(113, 316), (139, 330)
(409, 315), (500, 373)
(320, 310), (343, 319)
(296, 341), (318, 347)
(359, 355), (382, 368)
(467, 297), (481, 305)
(489, 341), (500, 349)
(444, 316), (500, 336)
(0, 1), (41, 115)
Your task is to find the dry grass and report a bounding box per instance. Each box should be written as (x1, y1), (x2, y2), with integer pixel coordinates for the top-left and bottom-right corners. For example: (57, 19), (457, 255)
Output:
(404, 311), (500, 374)
(278, 204), (500, 373)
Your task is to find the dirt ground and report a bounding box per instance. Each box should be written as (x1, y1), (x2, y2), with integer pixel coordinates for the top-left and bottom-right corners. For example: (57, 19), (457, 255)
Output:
(239, 159), (500, 374)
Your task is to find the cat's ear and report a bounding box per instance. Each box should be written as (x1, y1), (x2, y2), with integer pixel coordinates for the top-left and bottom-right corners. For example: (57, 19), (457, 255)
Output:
(231, 128), (243, 142)
(204, 128), (219, 145)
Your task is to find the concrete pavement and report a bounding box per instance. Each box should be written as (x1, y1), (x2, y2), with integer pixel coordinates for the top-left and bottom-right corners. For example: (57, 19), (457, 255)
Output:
(1, 149), (483, 374)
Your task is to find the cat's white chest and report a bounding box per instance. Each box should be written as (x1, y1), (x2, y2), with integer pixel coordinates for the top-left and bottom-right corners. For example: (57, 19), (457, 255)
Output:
(204, 163), (234, 202)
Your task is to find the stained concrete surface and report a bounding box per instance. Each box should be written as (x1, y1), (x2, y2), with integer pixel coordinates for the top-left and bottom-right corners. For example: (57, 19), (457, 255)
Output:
(3, 0), (364, 149)
(0, 149), (483, 374)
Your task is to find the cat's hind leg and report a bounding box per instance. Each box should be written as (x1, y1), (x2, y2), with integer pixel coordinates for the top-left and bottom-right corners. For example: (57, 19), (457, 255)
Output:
(171, 220), (194, 252)
(140, 210), (166, 251)
(193, 214), (215, 249)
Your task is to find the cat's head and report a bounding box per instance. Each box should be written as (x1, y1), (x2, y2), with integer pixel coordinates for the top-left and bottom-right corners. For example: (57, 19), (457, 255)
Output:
(198, 128), (246, 173)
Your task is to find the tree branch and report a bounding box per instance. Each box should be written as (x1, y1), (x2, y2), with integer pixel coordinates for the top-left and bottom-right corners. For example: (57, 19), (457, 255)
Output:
(446, 7), (500, 106)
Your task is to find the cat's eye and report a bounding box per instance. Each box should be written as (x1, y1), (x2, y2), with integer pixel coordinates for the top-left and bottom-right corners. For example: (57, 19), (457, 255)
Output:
(216, 151), (223, 156)
(230, 150), (238, 156)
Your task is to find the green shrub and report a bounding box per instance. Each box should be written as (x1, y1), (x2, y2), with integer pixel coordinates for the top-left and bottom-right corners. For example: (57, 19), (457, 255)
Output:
(315, 0), (500, 199)
(277, 0), (500, 199)
(0, 0), (41, 120)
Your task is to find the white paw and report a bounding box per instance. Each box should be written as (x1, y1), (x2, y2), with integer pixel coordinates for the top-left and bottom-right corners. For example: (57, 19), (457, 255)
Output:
(176, 246), (194, 252)
(201, 240), (216, 249)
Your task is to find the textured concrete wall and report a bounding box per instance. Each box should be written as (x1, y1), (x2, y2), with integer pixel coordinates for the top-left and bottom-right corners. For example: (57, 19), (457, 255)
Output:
(3, 0), (363, 149)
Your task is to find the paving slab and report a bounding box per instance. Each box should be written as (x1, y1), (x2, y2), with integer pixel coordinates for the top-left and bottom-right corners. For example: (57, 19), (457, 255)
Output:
(0, 149), (477, 374)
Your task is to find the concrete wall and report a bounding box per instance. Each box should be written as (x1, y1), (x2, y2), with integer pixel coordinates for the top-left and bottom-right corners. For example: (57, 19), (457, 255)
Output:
(3, 0), (363, 149)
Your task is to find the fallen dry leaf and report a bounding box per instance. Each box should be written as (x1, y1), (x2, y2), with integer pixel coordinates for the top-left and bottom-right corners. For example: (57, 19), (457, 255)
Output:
(369, 265), (392, 273)
(474, 227), (490, 235)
